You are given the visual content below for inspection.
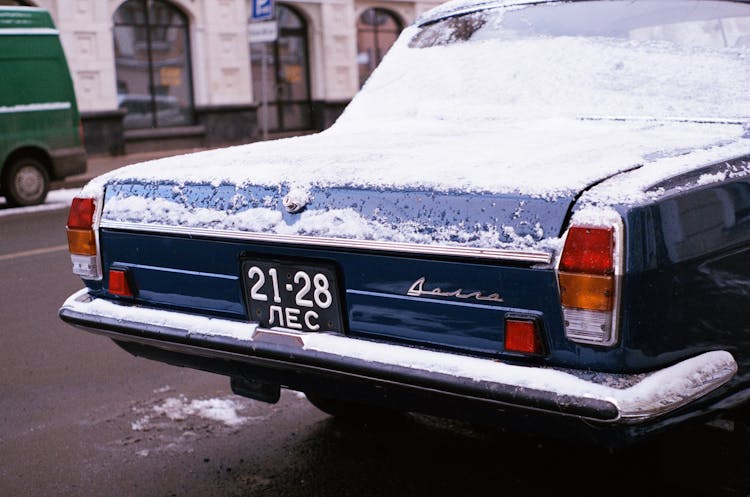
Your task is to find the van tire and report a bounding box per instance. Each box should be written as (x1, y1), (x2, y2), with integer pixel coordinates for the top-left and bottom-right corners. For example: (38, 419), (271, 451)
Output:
(3, 156), (49, 206)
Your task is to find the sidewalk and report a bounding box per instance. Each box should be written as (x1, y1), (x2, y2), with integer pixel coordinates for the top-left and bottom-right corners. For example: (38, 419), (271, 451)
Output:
(50, 147), (208, 191)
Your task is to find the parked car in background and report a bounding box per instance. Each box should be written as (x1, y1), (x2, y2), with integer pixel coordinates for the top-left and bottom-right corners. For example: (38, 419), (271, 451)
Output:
(117, 93), (189, 130)
(60, 0), (750, 446)
(0, 6), (86, 206)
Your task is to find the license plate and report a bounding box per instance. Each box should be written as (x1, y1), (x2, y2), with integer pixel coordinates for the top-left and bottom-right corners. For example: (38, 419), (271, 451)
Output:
(241, 258), (344, 333)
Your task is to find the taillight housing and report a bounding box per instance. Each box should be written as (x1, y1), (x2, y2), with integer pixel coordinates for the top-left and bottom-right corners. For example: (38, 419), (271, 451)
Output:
(557, 224), (621, 346)
(66, 195), (102, 280)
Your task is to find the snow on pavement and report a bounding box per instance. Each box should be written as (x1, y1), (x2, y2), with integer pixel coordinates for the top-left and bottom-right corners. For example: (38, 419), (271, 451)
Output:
(0, 188), (79, 218)
(121, 390), (288, 458)
(131, 394), (253, 431)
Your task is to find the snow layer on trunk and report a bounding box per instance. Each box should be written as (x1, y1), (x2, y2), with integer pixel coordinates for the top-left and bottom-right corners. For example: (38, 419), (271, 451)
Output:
(82, 16), (750, 251)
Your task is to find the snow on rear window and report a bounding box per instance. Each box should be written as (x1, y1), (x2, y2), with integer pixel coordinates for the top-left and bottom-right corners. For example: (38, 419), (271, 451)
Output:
(345, 8), (750, 126)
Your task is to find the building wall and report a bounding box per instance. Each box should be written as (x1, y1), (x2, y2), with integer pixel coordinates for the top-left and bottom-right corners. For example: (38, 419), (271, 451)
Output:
(33, 0), (441, 154)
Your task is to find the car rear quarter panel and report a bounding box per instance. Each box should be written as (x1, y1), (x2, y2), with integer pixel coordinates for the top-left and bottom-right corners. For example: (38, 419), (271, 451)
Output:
(619, 161), (750, 382)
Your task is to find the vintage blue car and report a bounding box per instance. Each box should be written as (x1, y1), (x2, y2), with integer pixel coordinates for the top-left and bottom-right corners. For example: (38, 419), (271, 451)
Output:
(60, 0), (750, 445)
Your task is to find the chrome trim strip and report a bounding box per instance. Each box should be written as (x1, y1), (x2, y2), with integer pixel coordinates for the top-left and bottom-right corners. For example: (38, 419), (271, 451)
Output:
(124, 262), (238, 281)
(61, 288), (738, 423)
(99, 220), (553, 264)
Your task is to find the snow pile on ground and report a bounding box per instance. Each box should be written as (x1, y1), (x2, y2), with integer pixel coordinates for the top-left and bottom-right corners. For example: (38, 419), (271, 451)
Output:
(132, 395), (248, 430)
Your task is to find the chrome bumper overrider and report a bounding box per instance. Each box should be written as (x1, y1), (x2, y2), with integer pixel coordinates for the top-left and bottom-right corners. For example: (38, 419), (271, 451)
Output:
(60, 288), (738, 423)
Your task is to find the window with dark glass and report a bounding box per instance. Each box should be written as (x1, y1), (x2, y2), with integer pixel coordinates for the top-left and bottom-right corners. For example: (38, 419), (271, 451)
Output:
(357, 8), (402, 87)
(113, 0), (194, 129)
(250, 3), (312, 132)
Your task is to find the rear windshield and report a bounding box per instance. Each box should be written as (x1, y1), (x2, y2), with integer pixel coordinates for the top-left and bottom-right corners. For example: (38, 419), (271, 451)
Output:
(411, 1), (750, 50)
(341, 1), (750, 125)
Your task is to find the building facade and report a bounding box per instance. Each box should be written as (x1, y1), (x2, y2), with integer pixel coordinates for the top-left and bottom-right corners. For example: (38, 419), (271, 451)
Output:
(4, 0), (439, 155)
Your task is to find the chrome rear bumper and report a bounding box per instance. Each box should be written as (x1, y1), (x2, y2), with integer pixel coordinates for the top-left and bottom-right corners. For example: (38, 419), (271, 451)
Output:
(60, 288), (737, 423)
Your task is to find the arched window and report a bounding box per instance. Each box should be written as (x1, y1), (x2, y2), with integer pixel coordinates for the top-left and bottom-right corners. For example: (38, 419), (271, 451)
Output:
(250, 4), (312, 132)
(113, 0), (194, 129)
(357, 8), (402, 87)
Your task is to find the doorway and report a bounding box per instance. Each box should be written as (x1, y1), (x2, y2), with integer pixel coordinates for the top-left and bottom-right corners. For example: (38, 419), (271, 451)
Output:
(250, 4), (312, 133)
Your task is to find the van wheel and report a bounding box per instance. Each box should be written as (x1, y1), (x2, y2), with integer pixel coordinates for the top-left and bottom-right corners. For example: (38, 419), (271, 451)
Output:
(3, 157), (49, 206)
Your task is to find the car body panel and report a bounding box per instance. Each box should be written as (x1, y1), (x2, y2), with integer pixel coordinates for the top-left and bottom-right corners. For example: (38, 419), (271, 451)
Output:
(614, 158), (750, 374)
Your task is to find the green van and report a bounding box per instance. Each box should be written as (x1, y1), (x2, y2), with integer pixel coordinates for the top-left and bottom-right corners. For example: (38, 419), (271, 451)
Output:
(0, 6), (86, 206)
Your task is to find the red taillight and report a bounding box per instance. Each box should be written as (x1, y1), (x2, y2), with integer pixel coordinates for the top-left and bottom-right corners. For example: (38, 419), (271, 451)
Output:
(67, 197), (95, 230)
(78, 121), (85, 146)
(108, 268), (134, 297)
(559, 226), (614, 275)
(504, 318), (544, 355)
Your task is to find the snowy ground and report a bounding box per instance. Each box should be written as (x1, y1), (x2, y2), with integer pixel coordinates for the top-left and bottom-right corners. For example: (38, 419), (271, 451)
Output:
(0, 188), (80, 218)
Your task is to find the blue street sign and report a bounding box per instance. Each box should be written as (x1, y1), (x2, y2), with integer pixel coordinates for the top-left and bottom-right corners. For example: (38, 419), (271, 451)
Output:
(251, 0), (274, 21)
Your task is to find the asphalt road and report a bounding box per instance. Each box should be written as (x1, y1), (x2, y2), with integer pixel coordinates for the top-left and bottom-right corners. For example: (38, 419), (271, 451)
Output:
(1, 205), (749, 497)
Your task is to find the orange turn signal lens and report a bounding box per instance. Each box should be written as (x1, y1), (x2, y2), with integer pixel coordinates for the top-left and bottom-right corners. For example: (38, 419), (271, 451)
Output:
(558, 272), (614, 312)
(66, 228), (97, 256)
